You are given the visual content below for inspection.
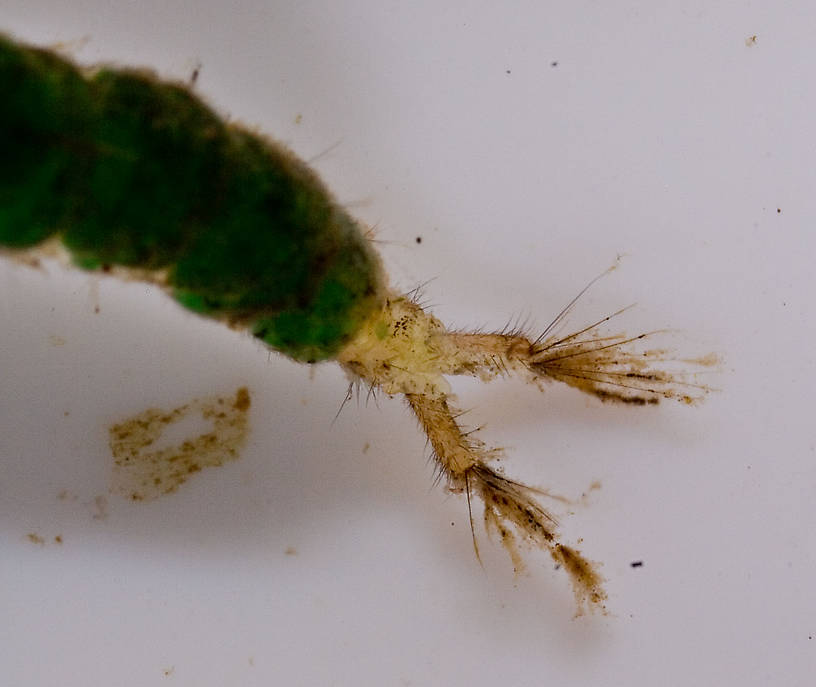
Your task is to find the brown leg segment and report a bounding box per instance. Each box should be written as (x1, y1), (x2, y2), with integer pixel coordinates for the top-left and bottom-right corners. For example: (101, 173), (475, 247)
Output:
(405, 391), (607, 614)
(433, 316), (713, 406)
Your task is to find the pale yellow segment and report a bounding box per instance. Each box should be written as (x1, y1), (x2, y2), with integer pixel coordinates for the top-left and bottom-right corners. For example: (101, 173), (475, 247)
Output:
(337, 294), (452, 397)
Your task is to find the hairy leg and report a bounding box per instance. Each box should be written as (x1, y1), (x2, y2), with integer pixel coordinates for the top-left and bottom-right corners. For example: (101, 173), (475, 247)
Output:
(339, 286), (714, 613)
(406, 391), (607, 613)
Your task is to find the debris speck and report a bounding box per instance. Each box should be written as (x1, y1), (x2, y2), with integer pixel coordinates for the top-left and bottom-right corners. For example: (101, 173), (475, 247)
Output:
(630, 560), (644, 568)
(745, 35), (758, 46)
(26, 533), (45, 545)
(92, 494), (109, 521)
(190, 60), (202, 86)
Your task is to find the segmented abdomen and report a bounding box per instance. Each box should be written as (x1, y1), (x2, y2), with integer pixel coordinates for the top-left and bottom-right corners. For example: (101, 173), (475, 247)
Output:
(0, 34), (384, 361)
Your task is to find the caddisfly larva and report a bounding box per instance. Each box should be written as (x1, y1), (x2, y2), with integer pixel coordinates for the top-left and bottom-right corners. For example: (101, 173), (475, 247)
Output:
(0, 34), (715, 614)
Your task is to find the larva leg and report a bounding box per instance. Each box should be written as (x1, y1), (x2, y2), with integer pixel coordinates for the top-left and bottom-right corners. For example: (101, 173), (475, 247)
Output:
(404, 393), (490, 478)
(340, 287), (713, 612)
(431, 311), (713, 406)
(405, 391), (607, 614)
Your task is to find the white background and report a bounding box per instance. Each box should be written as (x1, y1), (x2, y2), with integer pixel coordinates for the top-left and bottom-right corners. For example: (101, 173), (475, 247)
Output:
(1, 2), (814, 685)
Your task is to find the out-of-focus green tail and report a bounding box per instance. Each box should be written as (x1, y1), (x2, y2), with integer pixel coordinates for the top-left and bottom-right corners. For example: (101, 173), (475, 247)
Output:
(0, 34), (384, 362)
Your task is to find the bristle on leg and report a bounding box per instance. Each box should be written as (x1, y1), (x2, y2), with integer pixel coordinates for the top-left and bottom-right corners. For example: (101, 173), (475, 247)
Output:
(433, 311), (716, 406)
(338, 283), (715, 614)
(406, 392), (607, 614)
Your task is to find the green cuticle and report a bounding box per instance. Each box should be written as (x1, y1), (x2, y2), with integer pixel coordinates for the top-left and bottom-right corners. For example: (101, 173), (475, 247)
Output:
(250, 218), (383, 361)
(0, 33), (385, 361)
(0, 36), (94, 247)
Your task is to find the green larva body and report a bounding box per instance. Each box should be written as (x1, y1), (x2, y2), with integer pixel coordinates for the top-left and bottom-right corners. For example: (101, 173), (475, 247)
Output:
(0, 34), (384, 362)
(1, 33), (712, 615)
